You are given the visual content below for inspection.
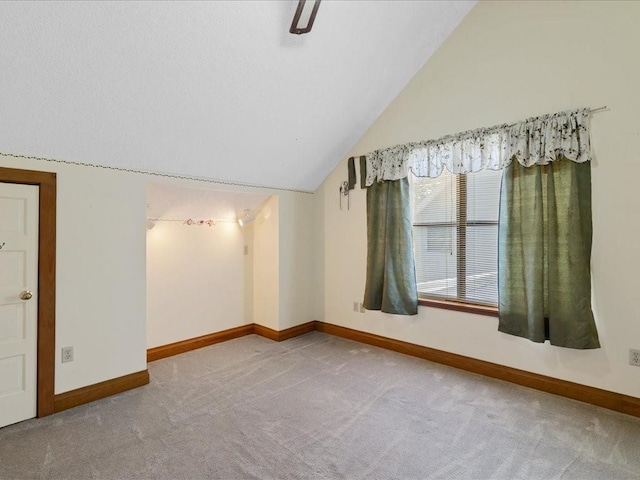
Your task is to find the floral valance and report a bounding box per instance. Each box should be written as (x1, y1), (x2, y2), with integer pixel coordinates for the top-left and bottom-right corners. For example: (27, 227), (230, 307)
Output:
(363, 108), (592, 186)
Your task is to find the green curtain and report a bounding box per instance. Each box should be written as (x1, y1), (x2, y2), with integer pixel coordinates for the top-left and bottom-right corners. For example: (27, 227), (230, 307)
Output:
(498, 158), (600, 349)
(363, 178), (418, 315)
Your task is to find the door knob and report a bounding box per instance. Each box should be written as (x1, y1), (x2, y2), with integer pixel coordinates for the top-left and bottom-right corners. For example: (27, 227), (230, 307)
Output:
(20, 291), (33, 301)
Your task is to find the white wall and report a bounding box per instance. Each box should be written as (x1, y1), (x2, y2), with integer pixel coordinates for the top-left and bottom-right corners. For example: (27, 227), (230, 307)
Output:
(317, 1), (640, 398)
(278, 191), (316, 330)
(244, 222), (254, 324)
(252, 191), (317, 332)
(313, 185), (326, 322)
(0, 154), (147, 394)
(146, 220), (246, 348)
(253, 196), (280, 330)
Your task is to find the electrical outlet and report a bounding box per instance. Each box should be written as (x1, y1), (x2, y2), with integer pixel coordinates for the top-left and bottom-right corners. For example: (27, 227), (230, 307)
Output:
(630, 349), (640, 367)
(61, 346), (74, 363)
(353, 301), (359, 312)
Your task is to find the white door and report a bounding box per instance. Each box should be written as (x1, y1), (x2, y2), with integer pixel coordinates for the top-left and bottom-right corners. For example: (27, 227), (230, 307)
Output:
(0, 183), (39, 428)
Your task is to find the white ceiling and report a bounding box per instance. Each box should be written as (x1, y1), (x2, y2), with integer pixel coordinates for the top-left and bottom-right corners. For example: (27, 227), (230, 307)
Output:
(147, 182), (270, 221)
(0, 1), (475, 192)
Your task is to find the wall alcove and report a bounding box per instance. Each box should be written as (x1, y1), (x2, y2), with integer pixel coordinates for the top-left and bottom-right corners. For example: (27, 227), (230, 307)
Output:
(145, 181), (273, 350)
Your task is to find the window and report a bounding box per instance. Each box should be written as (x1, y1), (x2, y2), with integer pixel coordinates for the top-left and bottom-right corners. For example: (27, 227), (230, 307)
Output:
(410, 169), (502, 306)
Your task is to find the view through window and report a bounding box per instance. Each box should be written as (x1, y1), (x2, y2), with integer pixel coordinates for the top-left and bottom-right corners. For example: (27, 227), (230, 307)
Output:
(410, 169), (502, 306)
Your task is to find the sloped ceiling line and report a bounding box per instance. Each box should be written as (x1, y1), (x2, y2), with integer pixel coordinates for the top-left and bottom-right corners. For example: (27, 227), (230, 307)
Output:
(0, 151), (313, 194)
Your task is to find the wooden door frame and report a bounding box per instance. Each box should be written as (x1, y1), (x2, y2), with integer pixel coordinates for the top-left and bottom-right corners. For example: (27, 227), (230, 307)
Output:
(0, 166), (56, 417)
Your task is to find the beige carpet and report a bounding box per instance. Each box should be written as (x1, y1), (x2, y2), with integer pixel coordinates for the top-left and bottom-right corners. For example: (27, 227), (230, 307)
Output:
(1, 332), (640, 479)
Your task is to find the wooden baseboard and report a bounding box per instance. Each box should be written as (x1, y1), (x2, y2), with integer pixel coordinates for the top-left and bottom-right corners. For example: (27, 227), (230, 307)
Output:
(254, 321), (317, 342)
(143, 320), (640, 418)
(147, 322), (317, 357)
(52, 322), (318, 416)
(147, 324), (254, 362)
(316, 322), (640, 418)
(253, 324), (279, 341)
(277, 321), (317, 341)
(53, 370), (150, 413)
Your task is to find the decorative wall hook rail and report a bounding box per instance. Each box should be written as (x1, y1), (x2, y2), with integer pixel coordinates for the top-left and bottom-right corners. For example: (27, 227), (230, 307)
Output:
(184, 219), (215, 227)
(147, 218), (239, 229)
(340, 181), (350, 210)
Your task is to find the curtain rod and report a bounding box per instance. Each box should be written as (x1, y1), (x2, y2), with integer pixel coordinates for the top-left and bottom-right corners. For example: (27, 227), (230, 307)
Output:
(498, 105), (608, 130)
(352, 106), (609, 160)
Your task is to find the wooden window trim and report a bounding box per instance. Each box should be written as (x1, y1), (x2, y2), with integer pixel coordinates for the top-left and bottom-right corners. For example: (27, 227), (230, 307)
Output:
(418, 297), (498, 317)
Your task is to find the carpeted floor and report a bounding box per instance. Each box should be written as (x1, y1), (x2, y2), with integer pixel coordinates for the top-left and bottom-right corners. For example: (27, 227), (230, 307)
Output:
(1, 331), (640, 479)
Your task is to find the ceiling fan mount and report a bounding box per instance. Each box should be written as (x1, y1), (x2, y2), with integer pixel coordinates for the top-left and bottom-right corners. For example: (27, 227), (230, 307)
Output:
(289, 0), (321, 35)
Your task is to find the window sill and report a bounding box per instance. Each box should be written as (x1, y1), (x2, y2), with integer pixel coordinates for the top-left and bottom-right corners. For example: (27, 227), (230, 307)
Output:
(418, 298), (498, 317)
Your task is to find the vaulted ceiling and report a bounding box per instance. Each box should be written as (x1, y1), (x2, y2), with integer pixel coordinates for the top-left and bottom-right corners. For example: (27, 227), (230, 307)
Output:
(0, 1), (475, 192)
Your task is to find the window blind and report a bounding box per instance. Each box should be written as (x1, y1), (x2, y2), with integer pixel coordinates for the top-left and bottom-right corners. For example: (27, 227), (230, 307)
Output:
(410, 169), (502, 306)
